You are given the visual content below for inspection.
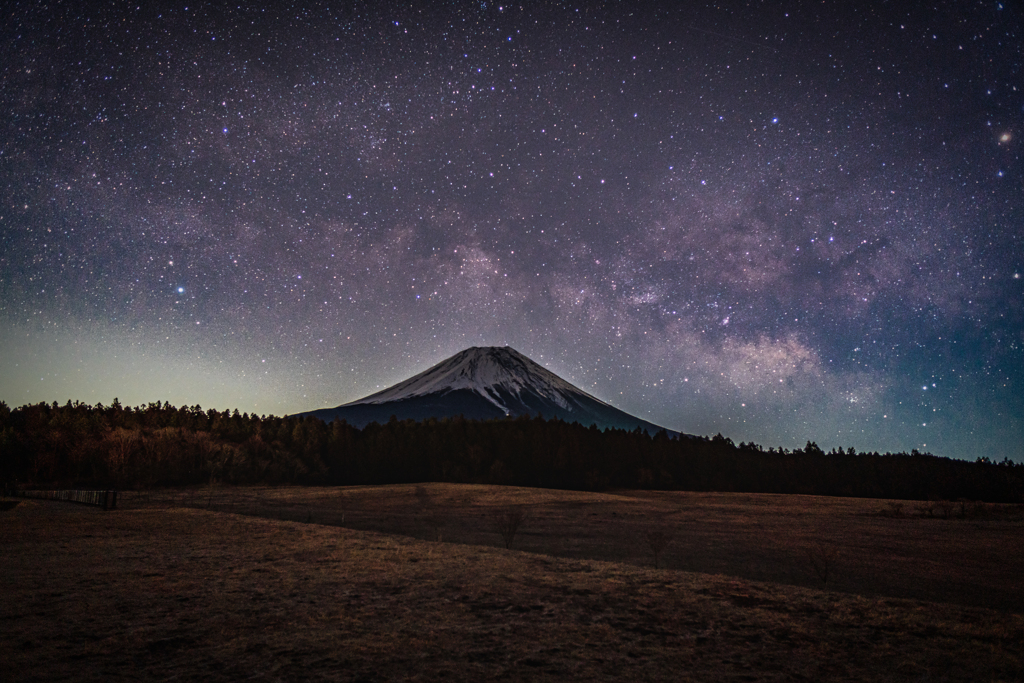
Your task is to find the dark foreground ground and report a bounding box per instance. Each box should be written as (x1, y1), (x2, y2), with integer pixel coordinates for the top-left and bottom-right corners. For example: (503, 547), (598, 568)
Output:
(2, 485), (1022, 681)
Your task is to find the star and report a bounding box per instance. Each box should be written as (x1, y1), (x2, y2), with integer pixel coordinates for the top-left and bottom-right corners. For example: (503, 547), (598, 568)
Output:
(0, 1), (1020, 462)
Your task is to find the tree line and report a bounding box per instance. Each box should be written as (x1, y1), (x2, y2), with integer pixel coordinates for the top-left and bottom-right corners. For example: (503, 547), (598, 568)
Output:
(1, 399), (1021, 503)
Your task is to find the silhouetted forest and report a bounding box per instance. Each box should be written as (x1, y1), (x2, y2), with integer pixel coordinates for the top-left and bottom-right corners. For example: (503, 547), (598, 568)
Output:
(2, 400), (1021, 503)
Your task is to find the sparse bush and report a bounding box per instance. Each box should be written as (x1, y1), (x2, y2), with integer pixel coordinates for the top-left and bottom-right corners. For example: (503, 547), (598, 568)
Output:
(805, 541), (840, 586)
(964, 500), (999, 519)
(883, 501), (904, 518)
(494, 506), (527, 549)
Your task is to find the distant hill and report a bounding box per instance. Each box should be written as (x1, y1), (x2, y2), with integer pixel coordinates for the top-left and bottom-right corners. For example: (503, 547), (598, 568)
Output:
(297, 345), (676, 434)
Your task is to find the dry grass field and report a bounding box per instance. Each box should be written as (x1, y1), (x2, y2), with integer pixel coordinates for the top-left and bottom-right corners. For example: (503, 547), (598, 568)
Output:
(126, 484), (1024, 612)
(2, 484), (1023, 681)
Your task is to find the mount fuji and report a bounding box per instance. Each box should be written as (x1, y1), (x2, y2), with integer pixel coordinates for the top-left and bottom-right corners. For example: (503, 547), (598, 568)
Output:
(299, 346), (675, 435)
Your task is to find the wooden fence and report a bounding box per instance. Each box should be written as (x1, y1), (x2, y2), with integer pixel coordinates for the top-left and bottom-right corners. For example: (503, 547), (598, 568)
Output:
(7, 489), (119, 510)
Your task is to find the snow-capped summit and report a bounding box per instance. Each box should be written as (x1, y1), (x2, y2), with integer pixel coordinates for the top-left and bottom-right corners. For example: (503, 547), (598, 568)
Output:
(350, 346), (600, 413)
(299, 345), (673, 434)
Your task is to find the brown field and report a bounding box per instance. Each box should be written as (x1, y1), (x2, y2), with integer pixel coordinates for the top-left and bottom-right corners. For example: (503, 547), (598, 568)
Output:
(2, 484), (1023, 681)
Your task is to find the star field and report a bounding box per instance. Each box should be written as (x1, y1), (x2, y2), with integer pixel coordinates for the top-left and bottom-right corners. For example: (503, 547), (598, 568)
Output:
(2, 1), (1022, 461)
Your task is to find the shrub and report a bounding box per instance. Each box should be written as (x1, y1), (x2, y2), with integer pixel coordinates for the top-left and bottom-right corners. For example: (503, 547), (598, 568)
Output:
(883, 501), (904, 518)
(805, 541), (840, 586)
(494, 507), (527, 549)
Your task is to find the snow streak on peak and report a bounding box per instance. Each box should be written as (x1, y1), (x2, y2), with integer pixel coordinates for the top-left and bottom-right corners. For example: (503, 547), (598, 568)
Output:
(346, 346), (610, 414)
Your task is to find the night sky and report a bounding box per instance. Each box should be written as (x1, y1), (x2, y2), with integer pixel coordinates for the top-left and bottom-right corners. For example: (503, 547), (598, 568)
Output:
(2, 2), (1022, 461)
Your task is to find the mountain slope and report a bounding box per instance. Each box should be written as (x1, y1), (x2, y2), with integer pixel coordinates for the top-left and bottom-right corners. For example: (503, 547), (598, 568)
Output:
(299, 346), (674, 434)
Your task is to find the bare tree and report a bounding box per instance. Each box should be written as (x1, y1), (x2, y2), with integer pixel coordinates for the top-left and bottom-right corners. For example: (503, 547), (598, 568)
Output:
(494, 507), (527, 549)
(183, 429), (216, 466)
(805, 541), (840, 586)
(643, 526), (674, 569)
(107, 427), (140, 484)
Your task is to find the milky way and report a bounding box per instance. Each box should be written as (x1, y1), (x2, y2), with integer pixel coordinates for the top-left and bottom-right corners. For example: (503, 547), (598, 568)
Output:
(2, 2), (1021, 460)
